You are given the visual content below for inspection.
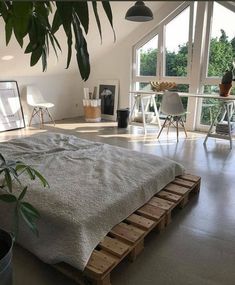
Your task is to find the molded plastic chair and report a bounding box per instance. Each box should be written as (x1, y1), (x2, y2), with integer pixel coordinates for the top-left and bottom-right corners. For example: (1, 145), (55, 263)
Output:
(157, 91), (187, 142)
(27, 86), (55, 127)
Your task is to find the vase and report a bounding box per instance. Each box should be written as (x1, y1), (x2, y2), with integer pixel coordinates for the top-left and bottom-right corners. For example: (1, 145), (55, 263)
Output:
(0, 229), (13, 285)
(219, 83), (232, 97)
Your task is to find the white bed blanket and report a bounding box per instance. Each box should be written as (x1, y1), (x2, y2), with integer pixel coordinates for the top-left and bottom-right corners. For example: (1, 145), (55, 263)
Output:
(0, 133), (184, 270)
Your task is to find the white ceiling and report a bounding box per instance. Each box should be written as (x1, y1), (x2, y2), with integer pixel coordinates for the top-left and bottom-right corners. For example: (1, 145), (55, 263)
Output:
(0, 1), (166, 78)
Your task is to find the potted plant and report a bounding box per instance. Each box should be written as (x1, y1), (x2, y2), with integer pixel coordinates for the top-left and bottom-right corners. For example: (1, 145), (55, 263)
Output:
(219, 62), (235, 97)
(0, 1), (115, 81)
(0, 153), (48, 285)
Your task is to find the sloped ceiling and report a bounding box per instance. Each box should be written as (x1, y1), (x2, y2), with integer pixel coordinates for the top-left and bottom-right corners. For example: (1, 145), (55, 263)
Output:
(0, 1), (166, 78)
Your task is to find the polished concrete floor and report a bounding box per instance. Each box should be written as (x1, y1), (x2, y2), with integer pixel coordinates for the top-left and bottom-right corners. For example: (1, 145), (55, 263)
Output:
(2, 118), (235, 285)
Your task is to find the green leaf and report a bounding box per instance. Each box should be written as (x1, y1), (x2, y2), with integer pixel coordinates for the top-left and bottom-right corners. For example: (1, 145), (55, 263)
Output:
(56, 2), (73, 68)
(92, 1), (102, 43)
(33, 169), (49, 187)
(12, 2), (32, 38)
(12, 2), (32, 47)
(30, 47), (42, 67)
(5, 17), (13, 45)
(4, 170), (12, 192)
(34, 2), (49, 20)
(41, 47), (47, 72)
(18, 186), (27, 201)
(48, 34), (58, 58)
(51, 9), (62, 34)
(102, 2), (116, 41)
(72, 14), (90, 81)
(21, 202), (40, 219)
(13, 29), (23, 47)
(73, 2), (89, 34)
(27, 167), (36, 180)
(24, 42), (34, 54)
(0, 2), (9, 21)
(20, 204), (39, 236)
(0, 194), (17, 203)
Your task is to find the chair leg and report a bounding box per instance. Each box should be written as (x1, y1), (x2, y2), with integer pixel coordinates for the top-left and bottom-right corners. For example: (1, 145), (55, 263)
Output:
(167, 116), (172, 135)
(176, 117), (179, 142)
(157, 116), (168, 139)
(181, 117), (187, 138)
(29, 107), (36, 127)
(39, 108), (44, 128)
(46, 108), (55, 126)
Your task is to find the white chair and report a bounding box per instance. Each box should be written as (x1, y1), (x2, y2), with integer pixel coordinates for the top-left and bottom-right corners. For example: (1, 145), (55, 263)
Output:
(157, 91), (187, 142)
(27, 86), (55, 127)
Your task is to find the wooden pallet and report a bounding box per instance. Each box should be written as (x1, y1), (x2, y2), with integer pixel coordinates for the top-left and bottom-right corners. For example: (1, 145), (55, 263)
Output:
(54, 174), (201, 285)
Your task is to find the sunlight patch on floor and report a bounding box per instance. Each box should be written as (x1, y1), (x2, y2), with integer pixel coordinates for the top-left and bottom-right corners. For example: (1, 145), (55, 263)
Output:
(76, 130), (100, 133)
(49, 121), (116, 130)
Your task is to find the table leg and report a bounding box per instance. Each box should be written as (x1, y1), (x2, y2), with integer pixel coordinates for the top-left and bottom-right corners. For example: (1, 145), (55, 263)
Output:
(152, 95), (161, 128)
(225, 103), (233, 149)
(140, 96), (147, 135)
(203, 105), (222, 145)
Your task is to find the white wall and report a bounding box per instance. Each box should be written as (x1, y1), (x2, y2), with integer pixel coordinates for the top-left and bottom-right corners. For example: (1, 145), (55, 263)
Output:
(85, 2), (182, 110)
(0, 73), (83, 125)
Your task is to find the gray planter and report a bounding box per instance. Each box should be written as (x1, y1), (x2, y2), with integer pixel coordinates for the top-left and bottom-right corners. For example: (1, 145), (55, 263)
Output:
(0, 229), (13, 285)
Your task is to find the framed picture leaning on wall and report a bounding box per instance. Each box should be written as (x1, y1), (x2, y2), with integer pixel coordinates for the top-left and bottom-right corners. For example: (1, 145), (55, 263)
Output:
(98, 80), (119, 121)
(0, 81), (25, 132)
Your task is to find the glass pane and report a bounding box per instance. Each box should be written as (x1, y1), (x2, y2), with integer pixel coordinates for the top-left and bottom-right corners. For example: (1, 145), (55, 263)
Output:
(207, 3), (235, 77)
(165, 7), (190, 77)
(137, 35), (158, 76)
(136, 82), (152, 91)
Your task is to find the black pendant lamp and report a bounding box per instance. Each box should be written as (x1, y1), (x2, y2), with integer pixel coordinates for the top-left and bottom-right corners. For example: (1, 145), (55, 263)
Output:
(125, 1), (153, 22)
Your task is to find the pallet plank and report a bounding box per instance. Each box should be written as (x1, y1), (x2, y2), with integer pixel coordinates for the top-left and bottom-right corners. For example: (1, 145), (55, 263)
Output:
(86, 250), (116, 276)
(179, 174), (201, 183)
(164, 183), (190, 196)
(156, 190), (182, 203)
(126, 213), (155, 231)
(110, 222), (145, 244)
(148, 197), (175, 211)
(172, 178), (195, 188)
(99, 236), (130, 258)
(137, 204), (165, 221)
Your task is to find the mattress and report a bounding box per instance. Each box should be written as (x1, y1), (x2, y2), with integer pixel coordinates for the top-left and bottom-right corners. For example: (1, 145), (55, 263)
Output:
(0, 133), (184, 270)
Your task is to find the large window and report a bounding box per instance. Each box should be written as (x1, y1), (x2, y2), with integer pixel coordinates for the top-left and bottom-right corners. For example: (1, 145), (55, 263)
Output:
(207, 2), (235, 78)
(132, 1), (235, 130)
(132, 2), (196, 117)
(165, 7), (190, 77)
(198, 2), (235, 128)
(137, 35), (158, 76)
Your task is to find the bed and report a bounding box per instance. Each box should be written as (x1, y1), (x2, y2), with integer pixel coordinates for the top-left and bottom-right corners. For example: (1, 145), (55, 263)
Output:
(0, 132), (184, 272)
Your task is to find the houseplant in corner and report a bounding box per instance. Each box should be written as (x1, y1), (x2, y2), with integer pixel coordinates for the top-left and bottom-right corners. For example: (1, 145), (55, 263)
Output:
(219, 62), (235, 97)
(0, 153), (48, 285)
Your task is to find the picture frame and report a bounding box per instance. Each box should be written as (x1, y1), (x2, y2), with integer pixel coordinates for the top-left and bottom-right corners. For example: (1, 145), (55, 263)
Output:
(0, 81), (25, 132)
(98, 80), (119, 121)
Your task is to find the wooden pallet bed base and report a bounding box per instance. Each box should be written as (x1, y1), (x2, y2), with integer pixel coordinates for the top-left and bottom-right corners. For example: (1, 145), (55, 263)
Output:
(53, 174), (201, 285)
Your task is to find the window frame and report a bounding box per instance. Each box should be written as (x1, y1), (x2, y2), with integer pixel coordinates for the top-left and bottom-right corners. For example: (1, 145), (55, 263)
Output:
(132, 1), (195, 91)
(202, 1), (235, 86)
(196, 1), (235, 131)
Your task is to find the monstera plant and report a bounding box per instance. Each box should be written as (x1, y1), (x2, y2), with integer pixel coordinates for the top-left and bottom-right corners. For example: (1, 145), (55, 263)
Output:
(0, 1), (115, 81)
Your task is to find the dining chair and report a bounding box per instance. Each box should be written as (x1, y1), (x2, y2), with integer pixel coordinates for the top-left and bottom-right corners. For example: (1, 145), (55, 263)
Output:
(157, 91), (187, 142)
(27, 85), (55, 127)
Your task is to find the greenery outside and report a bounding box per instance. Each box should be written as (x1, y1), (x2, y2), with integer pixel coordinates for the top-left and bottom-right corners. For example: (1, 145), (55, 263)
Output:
(138, 30), (235, 124)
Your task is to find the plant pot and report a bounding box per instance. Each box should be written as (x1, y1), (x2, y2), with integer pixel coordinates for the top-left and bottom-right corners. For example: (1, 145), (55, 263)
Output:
(219, 83), (232, 97)
(0, 229), (13, 285)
